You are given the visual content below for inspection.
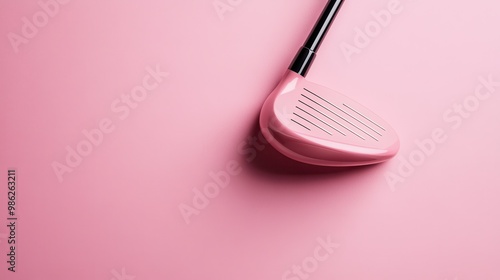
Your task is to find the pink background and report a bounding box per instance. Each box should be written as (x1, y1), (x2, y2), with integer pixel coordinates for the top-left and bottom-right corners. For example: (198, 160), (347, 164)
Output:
(1, 0), (499, 279)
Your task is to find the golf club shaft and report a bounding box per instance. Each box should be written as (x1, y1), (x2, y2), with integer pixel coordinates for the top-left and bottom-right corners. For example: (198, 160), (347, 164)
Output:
(289, 0), (345, 77)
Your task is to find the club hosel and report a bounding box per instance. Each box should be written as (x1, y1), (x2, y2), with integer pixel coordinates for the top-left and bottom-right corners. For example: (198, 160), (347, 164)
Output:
(289, 0), (344, 77)
(289, 46), (316, 77)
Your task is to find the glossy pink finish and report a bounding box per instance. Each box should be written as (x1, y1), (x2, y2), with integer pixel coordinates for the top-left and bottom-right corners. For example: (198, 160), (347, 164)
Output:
(260, 70), (399, 166)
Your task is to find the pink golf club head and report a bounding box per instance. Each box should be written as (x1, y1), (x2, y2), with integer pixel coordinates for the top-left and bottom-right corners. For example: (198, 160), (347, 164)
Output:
(259, 0), (399, 166)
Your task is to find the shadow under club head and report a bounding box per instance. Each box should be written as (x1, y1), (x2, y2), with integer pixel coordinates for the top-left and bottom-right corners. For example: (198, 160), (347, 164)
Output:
(259, 70), (399, 167)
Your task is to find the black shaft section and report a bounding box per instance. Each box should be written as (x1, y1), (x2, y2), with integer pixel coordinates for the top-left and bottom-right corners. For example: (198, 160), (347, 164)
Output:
(289, 0), (344, 76)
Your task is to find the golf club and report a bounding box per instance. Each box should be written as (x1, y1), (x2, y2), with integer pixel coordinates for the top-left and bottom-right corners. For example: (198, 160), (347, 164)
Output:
(259, 0), (399, 166)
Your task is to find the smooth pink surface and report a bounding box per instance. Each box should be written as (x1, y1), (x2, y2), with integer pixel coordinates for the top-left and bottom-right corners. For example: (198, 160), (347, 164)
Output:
(1, 0), (500, 279)
(260, 70), (399, 166)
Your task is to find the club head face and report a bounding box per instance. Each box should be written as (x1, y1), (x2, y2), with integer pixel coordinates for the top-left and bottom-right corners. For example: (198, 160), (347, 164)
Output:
(259, 70), (399, 167)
